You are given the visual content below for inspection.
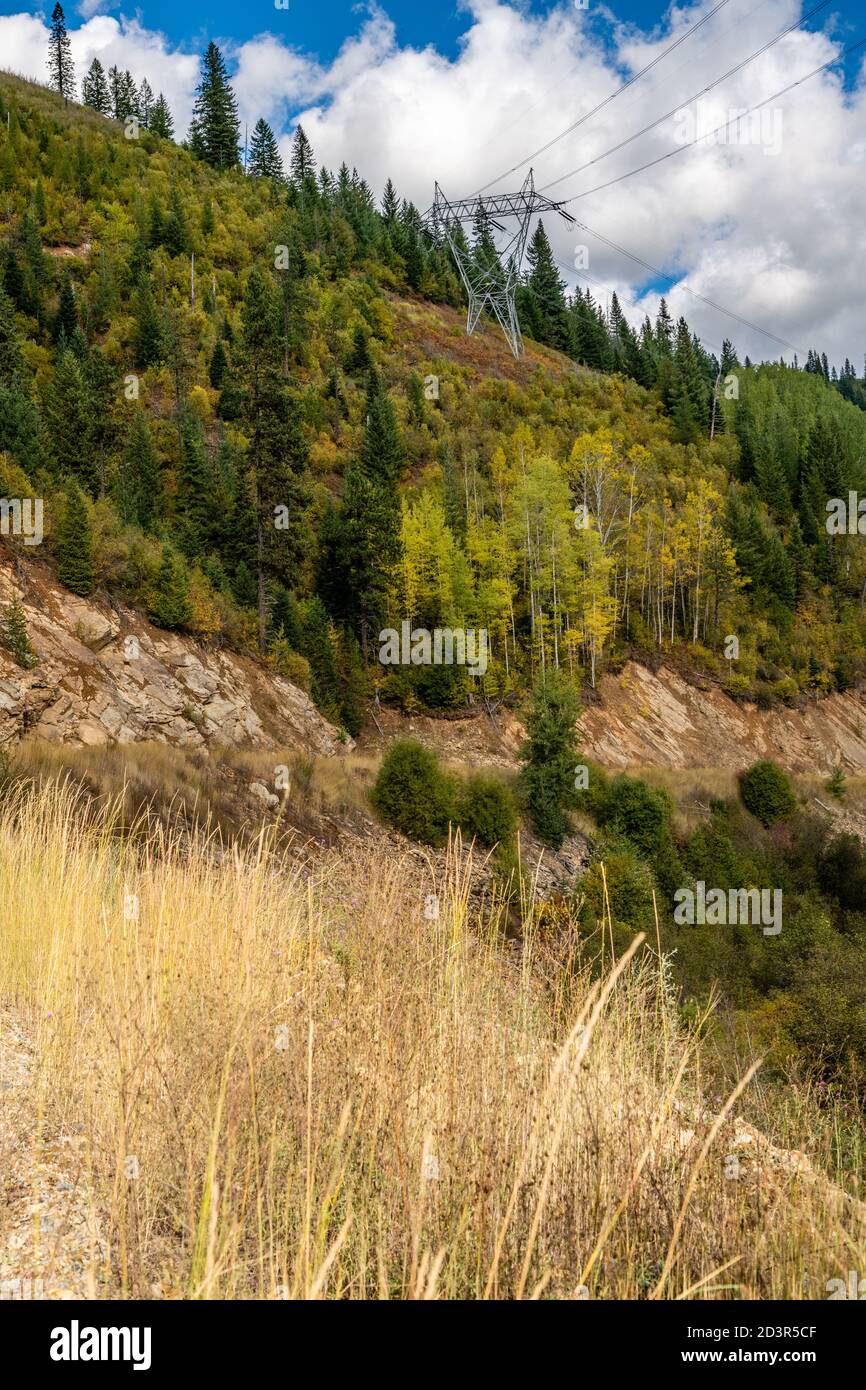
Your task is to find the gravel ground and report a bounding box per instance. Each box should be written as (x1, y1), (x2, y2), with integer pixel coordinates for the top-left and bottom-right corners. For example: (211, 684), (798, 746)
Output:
(0, 1007), (107, 1301)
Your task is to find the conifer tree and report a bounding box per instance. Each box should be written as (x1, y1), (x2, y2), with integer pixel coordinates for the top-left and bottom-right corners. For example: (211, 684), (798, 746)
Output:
(289, 125), (316, 186)
(248, 119), (284, 180)
(209, 338), (228, 389)
(82, 58), (111, 115)
(149, 93), (174, 140)
(133, 279), (164, 368)
(44, 350), (95, 491)
(148, 545), (192, 629)
(53, 271), (77, 344)
(522, 222), (571, 351)
(47, 4), (75, 103)
(237, 266), (310, 647)
(189, 43), (240, 171)
(108, 66), (124, 120)
(57, 480), (95, 596)
(138, 78), (154, 127)
(319, 379), (402, 653)
(381, 178), (399, 227)
(0, 284), (24, 379)
(519, 674), (581, 849)
(175, 413), (213, 557)
(1, 595), (38, 669)
(163, 185), (190, 258)
(119, 409), (160, 531)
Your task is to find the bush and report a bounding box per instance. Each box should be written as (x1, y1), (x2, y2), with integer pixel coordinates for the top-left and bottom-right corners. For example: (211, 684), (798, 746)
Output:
(739, 760), (796, 827)
(456, 773), (517, 848)
(370, 739), (454, 846)
(597, 774), (673, 856)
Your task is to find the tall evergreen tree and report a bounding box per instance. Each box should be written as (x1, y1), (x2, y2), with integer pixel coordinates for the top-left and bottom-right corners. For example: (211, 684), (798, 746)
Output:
(0, 284), (24, 380)
(138, 78), (154, 127)
(519, 674), (581, 849)
(248, 119), (284, 180)
(47, 4), (75, 103)
(149, 93), (174, 140)
(319, 379), (402, 654)
(44, 350), (96, 491)
(53, 271), (77, 344)
(522, 222), (570, 351)
(57, 480), (95, 596)
(163, 185), (190, 257)
(119, 409), (161, 531)
(82, 58), (111, 115)
(148, 545), (192, 629)
(289, 125), (316, 186)
(132, 279), (164, 369)
(237, 267), (311, 647)
(189, 43), (240, 171)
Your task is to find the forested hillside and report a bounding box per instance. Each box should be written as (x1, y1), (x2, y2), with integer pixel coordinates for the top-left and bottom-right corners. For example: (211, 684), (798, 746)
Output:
(3, 41), (866, 737)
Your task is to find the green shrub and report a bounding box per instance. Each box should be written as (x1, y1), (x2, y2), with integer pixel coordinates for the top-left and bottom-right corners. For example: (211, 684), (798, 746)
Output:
(739, 760), (796, 826)
(597, 774), (673, 856)
(456, 772), (517, 848)
(370, 739), (454, 846)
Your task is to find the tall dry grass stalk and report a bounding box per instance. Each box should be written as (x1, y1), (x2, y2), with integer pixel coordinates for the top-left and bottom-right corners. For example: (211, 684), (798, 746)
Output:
(0, 777), (863, 1299)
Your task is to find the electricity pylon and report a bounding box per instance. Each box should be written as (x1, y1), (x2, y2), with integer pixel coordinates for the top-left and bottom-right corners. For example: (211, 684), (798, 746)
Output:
(431, 169), (576, 357)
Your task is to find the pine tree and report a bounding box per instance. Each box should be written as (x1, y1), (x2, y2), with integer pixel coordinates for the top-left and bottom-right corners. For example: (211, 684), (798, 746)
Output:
(44, 351), (96, 491)
(82, 58), (111, 115)
(237, 266), (311, 647)
(381, 178), (399, 227)
(289, 125), (316, 186)
(345, 324), (374, 378)
(519, 674), (581, 849)
(175, 413), (214, 557)
(57, 480), (95, 596)
(47, 4), (75, 104)
(53, 271), (77, 344)
(190, 43), (240, 171)
(149, 94), (174, 140)
(319, 380), (402, 653)
(148, 545), (192, 629)
(0, 284), (24, 379)
(163, 185), (190, 257)
(248, 118), (284, 180)
(119, 71), (139, 121)
(138, 78), (154, 128)
(1, 596), (38, 669)
(108, 66), (124, 120)
(133, 279), (164, 368)
(209, 338), (228, 389)
(523, 222), (570, 351)
(119, 409), (160, 531)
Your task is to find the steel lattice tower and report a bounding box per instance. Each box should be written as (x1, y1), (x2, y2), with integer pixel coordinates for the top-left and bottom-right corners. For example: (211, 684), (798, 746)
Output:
(430, 169), (576, 357)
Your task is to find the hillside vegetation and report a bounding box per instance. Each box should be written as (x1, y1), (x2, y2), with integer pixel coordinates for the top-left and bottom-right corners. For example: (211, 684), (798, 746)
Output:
(3, 66), (866, 732)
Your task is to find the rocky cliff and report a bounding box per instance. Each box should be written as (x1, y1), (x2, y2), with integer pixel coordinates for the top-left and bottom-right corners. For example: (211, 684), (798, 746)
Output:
(0, 549), (348, 755)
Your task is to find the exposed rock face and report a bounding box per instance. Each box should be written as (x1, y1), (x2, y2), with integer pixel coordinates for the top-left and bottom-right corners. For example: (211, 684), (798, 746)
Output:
(579, 661), (866, 775)
(0, 554), (349, 755)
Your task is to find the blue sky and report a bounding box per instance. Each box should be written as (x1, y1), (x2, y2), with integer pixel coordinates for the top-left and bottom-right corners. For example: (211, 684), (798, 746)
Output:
(1, 0), (861, 75)
(4, 2), (658, 61)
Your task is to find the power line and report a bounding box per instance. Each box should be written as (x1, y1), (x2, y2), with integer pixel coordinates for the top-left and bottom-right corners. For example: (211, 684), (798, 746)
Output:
(474, 0), (735, 196)
(554, 33), (866, 206)
(556, 225), (807, 354)
(538, 0), (833, 193)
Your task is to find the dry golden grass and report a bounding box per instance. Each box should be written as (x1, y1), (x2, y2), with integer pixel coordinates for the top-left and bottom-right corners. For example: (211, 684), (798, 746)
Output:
(1, 777), (864, 1300)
